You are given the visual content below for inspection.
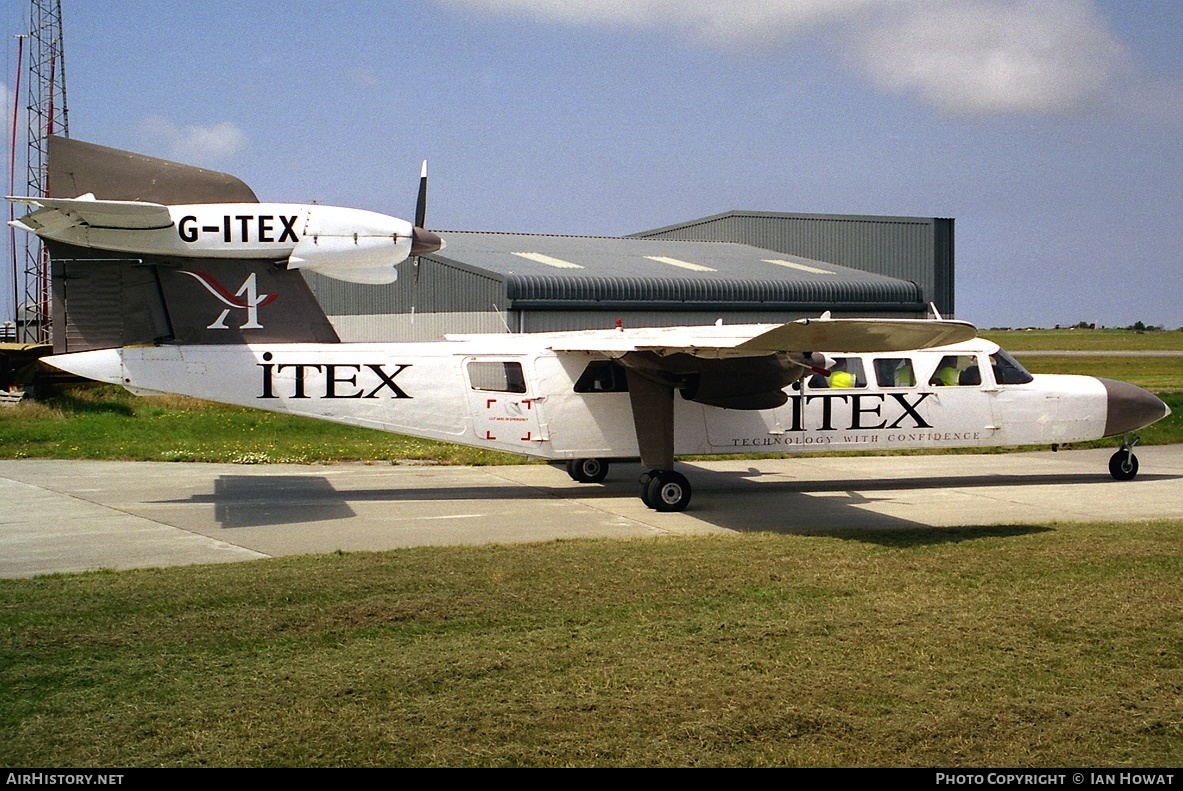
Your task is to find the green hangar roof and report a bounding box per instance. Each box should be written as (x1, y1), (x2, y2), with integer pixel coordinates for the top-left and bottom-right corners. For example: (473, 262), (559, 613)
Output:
(424, 231), (925, 313)
(634, 210), (955, 316)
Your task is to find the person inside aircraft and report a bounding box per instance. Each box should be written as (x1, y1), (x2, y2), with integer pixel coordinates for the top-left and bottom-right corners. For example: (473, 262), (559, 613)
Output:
(827, 357), (866, 388)
(930, 356), (959, 386)
(929, 355), (981, 386)
(874, 358), (915, 388)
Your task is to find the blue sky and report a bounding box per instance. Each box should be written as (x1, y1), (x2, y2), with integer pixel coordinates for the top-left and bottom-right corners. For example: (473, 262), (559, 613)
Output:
(4, 0), (1182, 329)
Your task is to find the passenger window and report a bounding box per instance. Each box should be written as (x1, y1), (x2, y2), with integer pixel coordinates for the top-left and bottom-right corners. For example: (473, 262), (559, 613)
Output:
(468, 361), (527, 393)
(929, 355), (982, 387)
(874, 358), (916, 388)
(574, 361), (629, 393)
(809, 356), (866, 389)
(990, 350), (1034, 385)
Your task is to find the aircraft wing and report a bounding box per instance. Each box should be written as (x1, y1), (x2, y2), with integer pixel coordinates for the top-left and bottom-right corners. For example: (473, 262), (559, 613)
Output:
(7, 195), (174, 233)
(543, 317), (976, 356)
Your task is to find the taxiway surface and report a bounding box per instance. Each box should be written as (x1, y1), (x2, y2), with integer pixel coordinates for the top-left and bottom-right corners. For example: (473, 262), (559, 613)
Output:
(3, 445), (1182, 578)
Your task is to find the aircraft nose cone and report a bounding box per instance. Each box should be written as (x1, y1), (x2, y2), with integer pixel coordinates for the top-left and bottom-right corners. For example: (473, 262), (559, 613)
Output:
(410, 226), (444, 257)
(1100, 378), (1170, 436)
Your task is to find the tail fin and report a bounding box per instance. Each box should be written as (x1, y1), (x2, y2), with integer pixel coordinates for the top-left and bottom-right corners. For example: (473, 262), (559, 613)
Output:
(47, 135), (258, 204)
(49, 244), (340, 351)
(34, 137), (338, 352)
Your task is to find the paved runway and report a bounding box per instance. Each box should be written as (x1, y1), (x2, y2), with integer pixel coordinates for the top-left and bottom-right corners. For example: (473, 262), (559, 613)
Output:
(3, 444), (1183, 578)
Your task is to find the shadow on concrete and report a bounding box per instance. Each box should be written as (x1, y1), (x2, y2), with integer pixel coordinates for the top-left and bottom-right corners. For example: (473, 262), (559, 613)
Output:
(155, 474), (558, 529)
(608, 463), (1167, 542)
(691, 466), (1181, 494)
(152, 462), (1180, 538)
(183, 475), (357, 528)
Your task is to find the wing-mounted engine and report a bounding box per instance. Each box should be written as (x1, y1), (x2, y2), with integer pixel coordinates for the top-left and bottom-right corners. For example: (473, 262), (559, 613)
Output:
(286, 206), (414, 285)
(286, 159), (444, 285)
(620, 351), (805, 411)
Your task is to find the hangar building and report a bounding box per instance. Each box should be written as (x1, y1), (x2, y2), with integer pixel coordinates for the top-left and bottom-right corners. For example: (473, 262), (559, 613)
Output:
(305, 213), (955, 342)
(41, 137), (956, 349)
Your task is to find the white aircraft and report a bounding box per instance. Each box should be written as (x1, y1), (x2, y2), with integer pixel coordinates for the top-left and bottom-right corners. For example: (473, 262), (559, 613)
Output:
(33, 310), (1172, 512)
(9, 191), (1171, 512)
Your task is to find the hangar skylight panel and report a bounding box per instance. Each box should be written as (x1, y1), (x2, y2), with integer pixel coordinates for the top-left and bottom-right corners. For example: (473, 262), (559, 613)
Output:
(643, 255), (718, 273)
(510, 252), (584, 269)
(763, 258), (835, 275)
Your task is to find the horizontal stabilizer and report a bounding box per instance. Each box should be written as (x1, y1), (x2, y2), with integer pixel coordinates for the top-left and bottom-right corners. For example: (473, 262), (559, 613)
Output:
(7, 195), (173, 233)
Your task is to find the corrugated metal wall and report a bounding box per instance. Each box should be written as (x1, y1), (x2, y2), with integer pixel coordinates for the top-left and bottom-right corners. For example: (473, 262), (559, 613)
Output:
(516, 309), (911, 333)
(304, 257), (508, 341)
(633, 212), (954, 315)
(302, 257), (505, 316)
(329, 311), (512, 341)
(505, 274), (922, 311)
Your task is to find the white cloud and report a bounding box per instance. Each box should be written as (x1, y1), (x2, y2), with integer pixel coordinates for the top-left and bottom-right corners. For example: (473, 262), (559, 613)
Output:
(850, 0), (1129, 116)
(442, 0), (1137, 117)
(137, 116), (249, 165)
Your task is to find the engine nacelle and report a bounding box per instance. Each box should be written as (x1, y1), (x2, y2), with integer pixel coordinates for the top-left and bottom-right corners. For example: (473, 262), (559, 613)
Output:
(672, 354), (801, 411)
(286, 206), (414, 285)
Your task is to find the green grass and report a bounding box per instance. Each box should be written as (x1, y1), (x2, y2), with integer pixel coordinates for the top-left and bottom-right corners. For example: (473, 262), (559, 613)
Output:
(3, 523), (1183, 767)
(984, 328), (1183, 352)
(0, 386), (529, 465)
(1016, 355), (1183, 393)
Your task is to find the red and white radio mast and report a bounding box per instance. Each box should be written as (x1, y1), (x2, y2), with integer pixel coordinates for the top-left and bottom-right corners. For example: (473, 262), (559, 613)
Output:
(9, 0), (68, 343)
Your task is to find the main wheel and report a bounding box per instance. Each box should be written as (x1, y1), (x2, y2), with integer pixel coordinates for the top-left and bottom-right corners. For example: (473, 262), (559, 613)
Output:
(1109, 449), (1139, 481)
(645, 470), (692, 512)
(569, 457), (609, 484)
(638, 471), (655, 507)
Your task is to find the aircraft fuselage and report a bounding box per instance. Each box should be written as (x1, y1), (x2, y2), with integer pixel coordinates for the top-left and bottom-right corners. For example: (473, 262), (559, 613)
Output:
(49, 337), (1164, 461)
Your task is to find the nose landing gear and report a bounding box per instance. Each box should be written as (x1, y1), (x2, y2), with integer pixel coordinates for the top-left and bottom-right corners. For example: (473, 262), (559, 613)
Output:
(1109, 435), (1140, 481)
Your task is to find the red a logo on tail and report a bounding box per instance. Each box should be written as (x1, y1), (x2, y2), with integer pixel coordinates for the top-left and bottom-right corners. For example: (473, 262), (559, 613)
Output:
(180, 271), (278, 330)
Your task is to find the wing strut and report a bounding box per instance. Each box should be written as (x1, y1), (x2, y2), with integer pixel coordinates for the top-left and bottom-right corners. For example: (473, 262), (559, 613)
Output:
(623, 368), (693, 511)
(624, 368), (674, 471)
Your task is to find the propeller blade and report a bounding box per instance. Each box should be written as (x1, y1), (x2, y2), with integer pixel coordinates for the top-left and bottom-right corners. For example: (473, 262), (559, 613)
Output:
(409, 159), (443, 267)
(415, 160), (428, 229)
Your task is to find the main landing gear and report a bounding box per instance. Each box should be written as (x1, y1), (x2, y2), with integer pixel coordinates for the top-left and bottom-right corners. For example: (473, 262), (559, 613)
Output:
(1108, 436), (1140, 481)
(565, 459), (692, 511)
(638, 470), (692, 512)
(566, 457), (609, 484)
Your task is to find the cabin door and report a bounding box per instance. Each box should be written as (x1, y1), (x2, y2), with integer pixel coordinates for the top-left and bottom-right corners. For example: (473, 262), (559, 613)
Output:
(464, 357), (547, 449)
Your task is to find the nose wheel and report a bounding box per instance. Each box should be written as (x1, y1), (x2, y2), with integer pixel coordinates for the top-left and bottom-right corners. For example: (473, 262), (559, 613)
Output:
(1109, 436), (1140, 481)
(639, 470), (692, 512)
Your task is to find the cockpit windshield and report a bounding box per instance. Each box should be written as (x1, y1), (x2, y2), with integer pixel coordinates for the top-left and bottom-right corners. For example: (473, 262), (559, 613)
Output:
(990, 349), (1034, 384)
